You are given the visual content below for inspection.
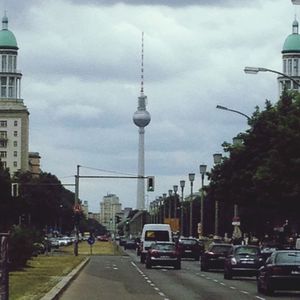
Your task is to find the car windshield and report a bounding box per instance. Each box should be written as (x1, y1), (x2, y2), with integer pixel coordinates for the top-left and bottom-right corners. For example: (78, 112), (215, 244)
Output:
(236, 247), (259, 255)
(180, 239), (197, 245)
(145, 230), (169, 241)
(210, 245), (232, 254)
(152, 243), (175, 251)
(275, 252), (300, 264)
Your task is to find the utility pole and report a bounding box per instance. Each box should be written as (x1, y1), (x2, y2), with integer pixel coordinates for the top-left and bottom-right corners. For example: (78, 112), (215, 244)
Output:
(74, 165), (80, 256)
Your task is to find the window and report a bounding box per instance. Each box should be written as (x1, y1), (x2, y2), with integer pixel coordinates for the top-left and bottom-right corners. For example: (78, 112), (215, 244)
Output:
(13, 151), (17, 157)
(0, 151), (7, 158)
(14, 131), (17, 137)
(294, 59), (299, 76)
(8, 56), (12, 72)
(13, 161), (17, 167)
(283, 59), (287, 73)
(0, 131), (7, 139)
(2, 161), (7, 168)
(1, 55), (7, 71)
(1, 76), (6, 97)
(13, 141), (17, 147)
(288, 59), (292, 75)
(8, 77), (14, 97)
(14, 120), (18, 126)
(0, 121), (7, 127)
(0, 140), (7, 148)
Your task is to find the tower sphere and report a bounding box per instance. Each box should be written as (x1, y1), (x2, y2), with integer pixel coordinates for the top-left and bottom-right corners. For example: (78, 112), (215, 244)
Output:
(133, 110), (151, 127)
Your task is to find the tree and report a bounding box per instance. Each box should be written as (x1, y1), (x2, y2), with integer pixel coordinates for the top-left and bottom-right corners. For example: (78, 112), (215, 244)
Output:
(207, 90), (300, 236)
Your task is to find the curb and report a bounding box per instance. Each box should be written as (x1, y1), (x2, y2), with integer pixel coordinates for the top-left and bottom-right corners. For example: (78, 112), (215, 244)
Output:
(40, 256), (90, 300)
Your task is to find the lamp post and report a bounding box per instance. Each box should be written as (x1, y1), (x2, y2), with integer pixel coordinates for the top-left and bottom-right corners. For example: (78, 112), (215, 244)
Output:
(159, 196), (163, 223)
(213, 154), (222, 237)
(173, 185), (178, 222)
(188, 173), (195, 237)
(216, 105), (251, 121)
(199, 165), (207, 238)
(168, 189), (172, 223)
(162, 193), (167, 224)
(180, 180), (185, 237)
(244, 66), (300, 88)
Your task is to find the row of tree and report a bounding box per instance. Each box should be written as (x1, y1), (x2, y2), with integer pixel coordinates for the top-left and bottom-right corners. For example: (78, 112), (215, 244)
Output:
(206, 90), (300, 237)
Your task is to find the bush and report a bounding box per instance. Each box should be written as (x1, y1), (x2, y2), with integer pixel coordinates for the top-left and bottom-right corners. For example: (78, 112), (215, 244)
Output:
(9, 225), (37, 270)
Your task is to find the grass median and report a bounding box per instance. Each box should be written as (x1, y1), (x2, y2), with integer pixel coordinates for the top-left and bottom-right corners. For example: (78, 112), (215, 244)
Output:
(9, 240), (123, 300)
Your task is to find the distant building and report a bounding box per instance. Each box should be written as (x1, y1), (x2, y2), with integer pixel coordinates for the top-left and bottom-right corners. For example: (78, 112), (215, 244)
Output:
(81, 200), (88, 218)
(0, 14), (29, 175)
(88, 212), (100, 223)
(28, 152), (41, 177)
(100, 194), (122, 232)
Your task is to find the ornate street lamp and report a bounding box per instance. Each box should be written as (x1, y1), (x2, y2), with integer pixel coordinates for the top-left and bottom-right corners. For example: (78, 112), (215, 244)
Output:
(173, 185), (178, 221)
(180, 180), (185, 237)
(213, 154), (222, 237)
(188, 173), (195, 237)
(199, 164), (207, 237)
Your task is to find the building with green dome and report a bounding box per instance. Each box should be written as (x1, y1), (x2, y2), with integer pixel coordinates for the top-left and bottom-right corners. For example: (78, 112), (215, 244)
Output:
(0, 13), (30, 174)
(279, 18), (300, 92)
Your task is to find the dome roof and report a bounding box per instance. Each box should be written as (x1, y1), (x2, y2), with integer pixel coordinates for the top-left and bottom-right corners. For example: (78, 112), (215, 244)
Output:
(282, 34), (300, 53)
(0, 14), (18, 49)
(0, 29), (18, 49)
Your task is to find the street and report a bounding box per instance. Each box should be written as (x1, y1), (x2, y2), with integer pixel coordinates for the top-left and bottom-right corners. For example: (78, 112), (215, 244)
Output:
(59, 249), (300, 300)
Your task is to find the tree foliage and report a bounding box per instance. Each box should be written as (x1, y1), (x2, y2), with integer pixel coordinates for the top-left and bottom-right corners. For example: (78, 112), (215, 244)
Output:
(207, 90), (300, 235)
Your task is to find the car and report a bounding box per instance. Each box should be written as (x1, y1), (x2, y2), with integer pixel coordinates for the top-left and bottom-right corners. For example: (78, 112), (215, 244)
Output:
(140, 224), (172, 263)
(257, 250), (300, 295)
(145, 241), (181, 269)
(200, 243), (233, 271)
(178, 237), (204, 260)
(97, 235), (109, 242)
(119, 236), (127, 246)
(48, 237), (59, 249)
(124, 239), (137, 250)
(224, 244), (264, 279)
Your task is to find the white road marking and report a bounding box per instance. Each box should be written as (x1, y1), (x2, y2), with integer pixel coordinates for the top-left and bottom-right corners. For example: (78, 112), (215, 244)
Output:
(240, 290), (249, 295)
(255, 296), (266, 300)
(230, 286), (237, 290)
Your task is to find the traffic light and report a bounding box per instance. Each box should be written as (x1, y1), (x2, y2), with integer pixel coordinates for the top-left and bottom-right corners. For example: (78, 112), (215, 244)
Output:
(147, 176), (155, 192)
(11, 183), (19, 197)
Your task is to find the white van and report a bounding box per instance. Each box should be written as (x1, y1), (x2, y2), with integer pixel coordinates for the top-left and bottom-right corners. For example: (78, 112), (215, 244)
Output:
(140, 224), (172, 263)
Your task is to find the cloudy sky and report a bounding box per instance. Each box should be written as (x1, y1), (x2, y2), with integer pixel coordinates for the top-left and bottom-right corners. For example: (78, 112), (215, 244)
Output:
(1, 0), (297, 212)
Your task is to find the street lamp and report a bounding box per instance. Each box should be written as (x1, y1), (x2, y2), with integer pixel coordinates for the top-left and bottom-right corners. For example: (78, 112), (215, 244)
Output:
(216, 105), (251, 121)
(162, 193), (167, 224)
(180, 180), (185, 237)
(213, 154), (222, 237)
(188, 173), (195, 237)
(244, 66), (300, 88)
(173, 185), (178, 222)
(168, 189), (173, 222)
(199, 164), (207, 238)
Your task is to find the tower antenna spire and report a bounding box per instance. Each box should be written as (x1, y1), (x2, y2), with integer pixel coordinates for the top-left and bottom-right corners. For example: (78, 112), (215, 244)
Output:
(140, 32), (144, 95)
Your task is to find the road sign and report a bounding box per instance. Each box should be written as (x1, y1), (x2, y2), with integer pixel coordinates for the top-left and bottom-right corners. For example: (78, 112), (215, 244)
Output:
(87, 236), (95, 245)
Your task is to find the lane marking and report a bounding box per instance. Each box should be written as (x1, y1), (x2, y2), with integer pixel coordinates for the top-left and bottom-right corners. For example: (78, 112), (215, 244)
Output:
(240, 290), (249, 295)
(255, 296), (266, 300)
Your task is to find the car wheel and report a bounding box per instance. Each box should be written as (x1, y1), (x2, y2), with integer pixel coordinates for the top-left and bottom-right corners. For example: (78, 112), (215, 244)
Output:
(257, 279), (263, 293)
(265, 280), (274, 296)
(174, 261), (181, 270)
(145, 260), (152, 269)
(224, 268), (232, 280)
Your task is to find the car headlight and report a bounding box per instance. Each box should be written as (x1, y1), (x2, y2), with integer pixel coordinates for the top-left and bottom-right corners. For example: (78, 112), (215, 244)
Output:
(231, 257), (237, 265)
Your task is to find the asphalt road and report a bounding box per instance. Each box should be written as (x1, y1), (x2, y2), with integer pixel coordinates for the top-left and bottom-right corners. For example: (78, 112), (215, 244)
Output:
(60, 248), (300, 300)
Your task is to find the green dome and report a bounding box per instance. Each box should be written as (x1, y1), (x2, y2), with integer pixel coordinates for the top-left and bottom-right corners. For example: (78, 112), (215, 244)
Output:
(282, 33), (300, 53)
(0, 29), (18, 49)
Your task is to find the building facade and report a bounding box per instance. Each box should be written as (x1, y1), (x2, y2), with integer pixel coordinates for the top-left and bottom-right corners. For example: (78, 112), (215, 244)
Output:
(100, 194), (122, 232)
(0, 14), (29, 175)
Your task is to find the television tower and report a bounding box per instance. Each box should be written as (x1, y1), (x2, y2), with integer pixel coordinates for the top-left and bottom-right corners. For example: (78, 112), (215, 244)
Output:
(133, 32), (151, 210)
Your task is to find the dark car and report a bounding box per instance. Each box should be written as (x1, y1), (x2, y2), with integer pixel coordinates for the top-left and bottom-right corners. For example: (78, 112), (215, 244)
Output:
(119, 236), (127, 246)
(124, 239), (137, 250)
(200, 243), (233, 271)
(224, 245), (264, 279)
(178, 237), (204, 261)
(257, 250), (300, 295)
(145, 241), (181, 269)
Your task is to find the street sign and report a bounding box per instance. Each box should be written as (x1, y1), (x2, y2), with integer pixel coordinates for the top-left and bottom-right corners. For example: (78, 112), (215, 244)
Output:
(87, 236), (95, 245)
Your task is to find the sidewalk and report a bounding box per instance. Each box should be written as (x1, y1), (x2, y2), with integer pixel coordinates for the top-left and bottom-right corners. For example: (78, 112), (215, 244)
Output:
(40, 257), (90, 300)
